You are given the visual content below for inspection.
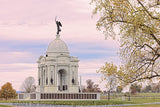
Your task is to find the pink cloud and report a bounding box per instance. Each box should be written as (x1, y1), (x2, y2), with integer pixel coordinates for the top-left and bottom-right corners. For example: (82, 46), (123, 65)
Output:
(0, 52), (35, 64)
(79, 58), (120, 75)
(0, 0), (120, 48)
(0, 63), (37, 72)
(0, 0), (92, 23)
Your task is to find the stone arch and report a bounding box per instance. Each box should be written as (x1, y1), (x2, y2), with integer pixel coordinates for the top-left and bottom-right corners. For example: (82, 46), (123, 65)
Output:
(58, 69), (67, 91)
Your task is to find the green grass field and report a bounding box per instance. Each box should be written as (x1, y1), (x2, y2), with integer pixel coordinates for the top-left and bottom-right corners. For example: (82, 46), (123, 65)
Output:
(0, 105), (12, 107)
(0, 100), (135, 106)
(118, 104), (160, 107)
(101, 92), (160, 103)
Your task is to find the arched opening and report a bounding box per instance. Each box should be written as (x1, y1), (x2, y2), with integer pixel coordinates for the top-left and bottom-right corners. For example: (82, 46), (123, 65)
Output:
(58, 69), (67, 91)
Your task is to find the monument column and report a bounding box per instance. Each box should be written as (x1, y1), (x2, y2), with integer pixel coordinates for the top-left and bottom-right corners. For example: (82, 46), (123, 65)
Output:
(55, 64), (57, 86)
(48, 66), (51, 85)
(53, 66), (55, 85)
(69, 64), (71, 86)
(44, 69), (46, 86)
(40, 66), (43, 92)
(38, 67), (40, 85)
(43, 67), (45, 86)
(46, 65), (48, 85)
(75, 66), (78, 85)
(41, 67), (43, 86)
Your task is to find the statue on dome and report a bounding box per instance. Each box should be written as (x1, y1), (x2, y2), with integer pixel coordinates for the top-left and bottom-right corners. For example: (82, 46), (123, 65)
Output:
(55, 17), (62, 35)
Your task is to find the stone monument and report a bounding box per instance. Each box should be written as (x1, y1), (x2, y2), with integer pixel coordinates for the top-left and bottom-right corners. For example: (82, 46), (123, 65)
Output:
(18, 19), (100, 100)
(36, 35), (79, 93)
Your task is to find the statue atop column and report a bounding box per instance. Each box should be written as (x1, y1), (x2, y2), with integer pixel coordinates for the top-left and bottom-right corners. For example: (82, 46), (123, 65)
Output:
(55, 17), (62, 35)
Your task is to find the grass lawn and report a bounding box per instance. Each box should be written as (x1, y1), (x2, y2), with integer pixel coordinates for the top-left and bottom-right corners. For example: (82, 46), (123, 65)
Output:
(0, 100), (135, 106)
(119, 104), (160, 107)
(101, 92), (160, 104)
(0, 99), (159, 106)
(0, 105), (12, 107)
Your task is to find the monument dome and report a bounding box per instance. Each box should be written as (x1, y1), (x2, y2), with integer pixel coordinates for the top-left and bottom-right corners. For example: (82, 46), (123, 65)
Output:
(46, 35), (69, 56)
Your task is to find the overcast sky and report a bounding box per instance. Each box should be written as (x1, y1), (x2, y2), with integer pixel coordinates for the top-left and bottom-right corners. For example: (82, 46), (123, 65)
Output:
(0, 0), (120, 91)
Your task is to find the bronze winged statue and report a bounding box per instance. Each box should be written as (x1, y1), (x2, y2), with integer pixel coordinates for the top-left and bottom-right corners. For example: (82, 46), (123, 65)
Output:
(55, 17), (62, 35)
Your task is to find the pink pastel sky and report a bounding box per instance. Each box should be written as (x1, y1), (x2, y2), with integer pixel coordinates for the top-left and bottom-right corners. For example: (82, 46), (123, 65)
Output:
(0, 0), (120, 91)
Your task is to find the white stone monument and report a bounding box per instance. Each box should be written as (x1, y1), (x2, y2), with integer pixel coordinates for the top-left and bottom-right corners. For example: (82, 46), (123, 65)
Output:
(18, 19), (100, 100)
(36, 34), (79, 93)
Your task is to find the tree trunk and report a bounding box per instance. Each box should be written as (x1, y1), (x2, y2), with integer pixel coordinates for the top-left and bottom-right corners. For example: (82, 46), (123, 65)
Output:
(108, 90), (110, 101)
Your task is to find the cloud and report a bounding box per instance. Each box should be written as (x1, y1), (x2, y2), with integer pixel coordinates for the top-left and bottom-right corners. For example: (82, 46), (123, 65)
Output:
(0, 20), (120, 49)
(0, 51), (37, 64)
(0, 0), (119, 50)
(0, 0), (104, 43)
(0, 24), (54, 41)
(79, 58), (120, 75)
(0, 0), (92, 23)
(0, 63), (37, 72)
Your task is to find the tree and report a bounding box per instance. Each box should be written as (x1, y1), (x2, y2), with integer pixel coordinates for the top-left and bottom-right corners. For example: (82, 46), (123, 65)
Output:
(130, 83), (141, 94)
(157, 81), (160, 92)
(81, 85), (86, 92)
(93, 84), (101, 92)
(151, 82), (160, 92)
(143, 85), (152, 92)
(0, 82), (17, 100)
(116, 86), (123, 93)
(21, 76), (36, 93)
(142, 81), (160, 92)
(91, 0), (160, 83)
(97, 62), (118, 100)
(86, 79), (94, 92)
(83, 79), (101, 92)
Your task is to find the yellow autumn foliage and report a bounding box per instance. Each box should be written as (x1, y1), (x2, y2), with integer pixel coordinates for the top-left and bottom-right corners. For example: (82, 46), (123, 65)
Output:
(92, 0), (160, 83)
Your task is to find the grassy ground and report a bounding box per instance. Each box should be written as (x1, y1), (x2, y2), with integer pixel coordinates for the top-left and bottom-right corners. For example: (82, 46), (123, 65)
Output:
(118, 104), (160, 107)
(0, 100), (159, 106)
(0, 100), (135, 106)
(0, 105), (12, 107)
(101, 92), (160, 104)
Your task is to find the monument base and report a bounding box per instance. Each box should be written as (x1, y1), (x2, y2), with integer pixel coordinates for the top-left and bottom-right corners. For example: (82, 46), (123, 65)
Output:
(18, 92), (100, 100)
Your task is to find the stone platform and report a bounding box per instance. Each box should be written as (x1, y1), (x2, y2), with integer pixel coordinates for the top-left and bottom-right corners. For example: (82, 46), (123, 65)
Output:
(18, 93), (100, 100)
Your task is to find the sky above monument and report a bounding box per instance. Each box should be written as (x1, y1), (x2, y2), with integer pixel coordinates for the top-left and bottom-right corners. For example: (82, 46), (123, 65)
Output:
(0, 0), (120, 91)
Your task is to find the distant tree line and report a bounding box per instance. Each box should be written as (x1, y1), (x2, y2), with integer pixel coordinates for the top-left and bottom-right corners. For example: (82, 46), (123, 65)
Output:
(81, 79), (101, 93)
(82, 78), (160, 96)
(130, 81), (160, 94)
(103, 81), (160, 95)
(142, 82), (160, 93)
